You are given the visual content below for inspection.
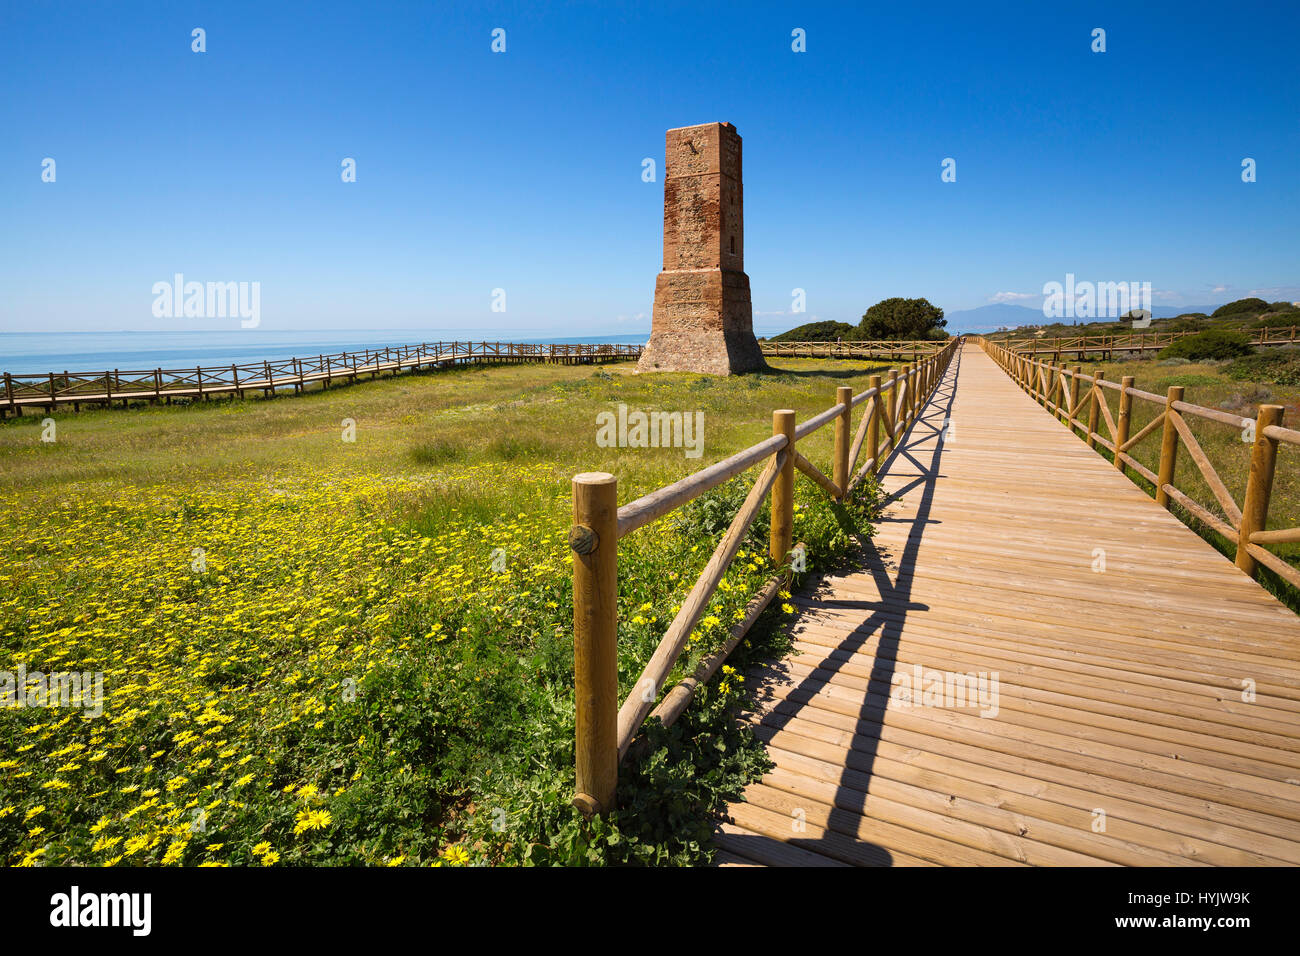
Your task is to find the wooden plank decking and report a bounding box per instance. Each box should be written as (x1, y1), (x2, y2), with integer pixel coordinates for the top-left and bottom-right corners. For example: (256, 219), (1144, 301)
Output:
(716, 342), (1300, 866)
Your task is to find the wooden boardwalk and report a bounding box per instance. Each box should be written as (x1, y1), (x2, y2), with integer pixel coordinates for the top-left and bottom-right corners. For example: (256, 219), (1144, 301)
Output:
(715, 342), (1300, 866)
(1, 341), (642, 416)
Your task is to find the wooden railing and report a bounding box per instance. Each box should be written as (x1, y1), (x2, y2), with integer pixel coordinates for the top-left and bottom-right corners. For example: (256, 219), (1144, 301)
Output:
(2, 337), (967, 418)
(567, 340), (960, 813)
(759, 340), (951, 361)
(987, 324), (1299, 357)
(979, 337), (1299, 591)
(0, 340), (643, 415)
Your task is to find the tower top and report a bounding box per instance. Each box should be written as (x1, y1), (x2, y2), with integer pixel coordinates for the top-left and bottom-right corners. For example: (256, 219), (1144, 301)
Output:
(661, 123), (743, 271)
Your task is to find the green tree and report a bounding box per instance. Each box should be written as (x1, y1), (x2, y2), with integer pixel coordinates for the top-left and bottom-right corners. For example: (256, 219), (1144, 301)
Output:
(859, 297), (947, 340)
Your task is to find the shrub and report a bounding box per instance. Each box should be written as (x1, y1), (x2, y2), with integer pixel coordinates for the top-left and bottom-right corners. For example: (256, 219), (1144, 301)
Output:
(1225, 346), (1300, 386)
(1219, 385), (1276, 413)
(1211, 297), (1270, 318)
(768, 320), (857, 343)
(1158, 328), (1254, 361)
(1254, 312), (1300, 329)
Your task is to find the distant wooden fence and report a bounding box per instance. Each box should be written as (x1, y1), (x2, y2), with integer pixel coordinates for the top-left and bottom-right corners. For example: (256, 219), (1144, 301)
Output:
(980, 337), (1299, 591)
(988, 324), (1299, 358)
(758, 340), (950, 361)
(0, 341), (643, 416)
(3, 336), (958, 418)
(567, 340), (960, 813)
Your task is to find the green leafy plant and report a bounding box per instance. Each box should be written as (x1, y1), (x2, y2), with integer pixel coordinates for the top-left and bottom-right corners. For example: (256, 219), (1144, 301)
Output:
(1158, 328), (1254, 361)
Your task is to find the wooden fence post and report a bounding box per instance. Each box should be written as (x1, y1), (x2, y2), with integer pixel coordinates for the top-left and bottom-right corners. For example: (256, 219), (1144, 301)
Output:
(571, 471), (618, 816)
(770, 410), (795, 565)
(1115, 376), (1134, 473)
(1068, 366), (1081, 433)
(885, 370), (899, 447)
(1236, 405), (1284, 577)
(1155, 386), (1185, 508)
(1087, 369), (1102, 449)
(867, 374), (882, 471)
(903, 364), (915, 425)
(833, 386), (852, 499)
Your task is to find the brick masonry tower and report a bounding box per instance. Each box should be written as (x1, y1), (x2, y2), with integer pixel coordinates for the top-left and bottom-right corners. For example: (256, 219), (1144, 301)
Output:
(636, 122), (767, 374)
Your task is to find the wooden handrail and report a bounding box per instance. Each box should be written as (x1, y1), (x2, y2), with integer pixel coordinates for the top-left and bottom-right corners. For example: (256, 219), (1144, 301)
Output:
(615, 448), (787, 761)
(2, 339), (644, 413)
(4, 336), (973, 415)
(569, 339), (959, 813)
(985, 324), (1299, 356)
(616, 435), (788, 538)
(978, 336), (1294, 591)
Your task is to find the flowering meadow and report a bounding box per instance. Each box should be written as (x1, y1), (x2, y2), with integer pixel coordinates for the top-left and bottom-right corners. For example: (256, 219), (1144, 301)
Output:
(0, 359), (884, 865)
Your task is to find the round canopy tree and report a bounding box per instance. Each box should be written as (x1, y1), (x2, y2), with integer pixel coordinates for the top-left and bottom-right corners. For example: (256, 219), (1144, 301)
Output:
(859, 297), (948, 340)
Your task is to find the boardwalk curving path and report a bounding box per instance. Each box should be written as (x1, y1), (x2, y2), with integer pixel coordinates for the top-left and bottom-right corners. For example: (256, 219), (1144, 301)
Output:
(714, 343), (1300, 866)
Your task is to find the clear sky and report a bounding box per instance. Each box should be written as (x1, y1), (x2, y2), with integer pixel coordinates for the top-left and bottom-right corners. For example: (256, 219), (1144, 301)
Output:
(2, 0), (1297, 336)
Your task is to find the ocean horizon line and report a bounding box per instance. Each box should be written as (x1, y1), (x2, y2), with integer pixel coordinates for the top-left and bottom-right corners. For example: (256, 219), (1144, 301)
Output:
(0, 329), (661, 377)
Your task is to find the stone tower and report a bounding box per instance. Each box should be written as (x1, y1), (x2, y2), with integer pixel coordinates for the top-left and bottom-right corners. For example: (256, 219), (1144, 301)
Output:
(636, 122), (767, 374)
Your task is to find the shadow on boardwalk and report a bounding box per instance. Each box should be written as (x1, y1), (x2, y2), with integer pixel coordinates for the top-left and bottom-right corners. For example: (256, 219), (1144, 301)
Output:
(718, 350), (962, 865)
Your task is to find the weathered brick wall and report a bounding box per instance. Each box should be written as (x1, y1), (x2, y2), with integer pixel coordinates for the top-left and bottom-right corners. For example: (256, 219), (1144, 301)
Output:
(638, 122), (766, 375)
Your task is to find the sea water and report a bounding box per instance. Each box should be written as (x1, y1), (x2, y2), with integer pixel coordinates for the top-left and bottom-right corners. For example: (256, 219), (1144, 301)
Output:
(0, 330), (652, 376)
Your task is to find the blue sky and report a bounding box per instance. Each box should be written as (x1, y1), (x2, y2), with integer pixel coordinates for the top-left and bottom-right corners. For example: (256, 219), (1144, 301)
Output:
(2, 0), (1297, 336)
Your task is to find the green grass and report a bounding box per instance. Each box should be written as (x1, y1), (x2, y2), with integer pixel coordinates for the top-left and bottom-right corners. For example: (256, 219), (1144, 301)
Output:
(0, 356), (889, 867)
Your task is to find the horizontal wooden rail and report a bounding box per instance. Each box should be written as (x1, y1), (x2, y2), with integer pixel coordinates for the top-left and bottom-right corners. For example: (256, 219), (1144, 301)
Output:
(570, 339), (960, 813)
(645, 571), (788, 733)
(986, 324), (1299, 358)
(4, 336), (968, 419)
(978, 336), (1294, 592)
(616, 435), (788, 538)
(1, 340), (644, 416)
(615, 448), (787, 760)
(758, 339), (949, 361)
